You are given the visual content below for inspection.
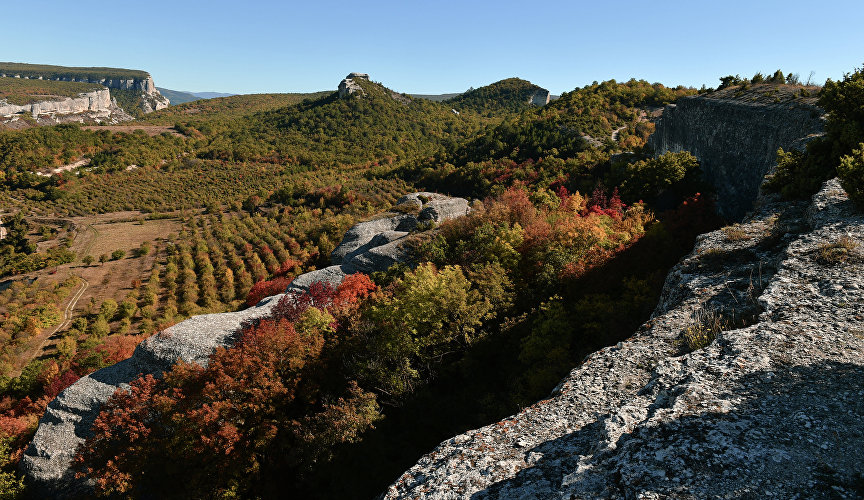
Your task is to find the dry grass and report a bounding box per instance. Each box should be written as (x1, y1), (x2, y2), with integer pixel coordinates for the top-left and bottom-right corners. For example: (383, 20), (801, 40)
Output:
(815, 235), (859, 265)
(722, 224), (751, 242)
(682, 308), (728, 352)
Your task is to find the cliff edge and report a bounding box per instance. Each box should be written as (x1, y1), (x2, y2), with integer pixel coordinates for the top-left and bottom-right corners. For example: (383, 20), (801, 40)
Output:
(385, 178), (864, 499)
(650, 84), (824, 219)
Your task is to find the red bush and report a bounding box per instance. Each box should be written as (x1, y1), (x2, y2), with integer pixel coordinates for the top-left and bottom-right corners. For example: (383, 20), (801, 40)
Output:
(245, 277), (293, 306)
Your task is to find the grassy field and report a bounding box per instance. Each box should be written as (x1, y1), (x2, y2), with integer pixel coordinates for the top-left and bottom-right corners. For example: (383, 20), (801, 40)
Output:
(0, 77), (105, 105)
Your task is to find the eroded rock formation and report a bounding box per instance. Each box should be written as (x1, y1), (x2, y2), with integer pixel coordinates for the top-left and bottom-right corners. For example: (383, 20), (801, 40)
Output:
(650, 85), (824, 219)
(21, 192), (469, 496)
(0, 89), (112, 119)
(289, 192), (469, 291)
(385, 179), (864, 499)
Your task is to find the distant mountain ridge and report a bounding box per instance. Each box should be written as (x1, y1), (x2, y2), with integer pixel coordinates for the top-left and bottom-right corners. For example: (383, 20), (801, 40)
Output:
(156, 88), (237, 106)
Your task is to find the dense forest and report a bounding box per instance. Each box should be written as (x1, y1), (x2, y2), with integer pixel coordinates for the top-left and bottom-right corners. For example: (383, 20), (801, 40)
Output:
(0, 65), (861, 498)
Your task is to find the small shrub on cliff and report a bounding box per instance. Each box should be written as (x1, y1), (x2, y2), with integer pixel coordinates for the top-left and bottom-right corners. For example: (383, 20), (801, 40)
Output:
(838, 144), (864, 208)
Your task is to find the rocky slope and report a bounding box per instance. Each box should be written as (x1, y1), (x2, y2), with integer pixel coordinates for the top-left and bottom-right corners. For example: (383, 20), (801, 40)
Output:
(385, 179), (864, 499)
(650, 84), (824, 219)
(21, 193), (468, 497)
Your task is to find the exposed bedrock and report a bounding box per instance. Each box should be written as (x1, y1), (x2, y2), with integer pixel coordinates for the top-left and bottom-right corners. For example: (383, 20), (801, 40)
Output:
(0, 89), (112, 118)
(650, 89), (824, 219)
(22, 193), (468, 496)
(384, 179), (864, 499)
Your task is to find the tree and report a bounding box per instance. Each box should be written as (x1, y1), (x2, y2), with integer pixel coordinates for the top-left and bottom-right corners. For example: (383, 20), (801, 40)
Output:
(99, 254), (108, 265)
(111, 249), (126, 260)
(82, 255), (94, 266)
(99, 299), (118, 320)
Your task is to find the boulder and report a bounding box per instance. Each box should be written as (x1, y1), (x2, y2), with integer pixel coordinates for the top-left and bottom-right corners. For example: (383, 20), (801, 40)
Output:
(330, 214), (416, 265)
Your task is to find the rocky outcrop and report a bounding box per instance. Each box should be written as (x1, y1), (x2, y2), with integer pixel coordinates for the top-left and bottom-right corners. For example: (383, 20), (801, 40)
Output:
(0, 89), (111, 118)
(22, 192), (469, 496)
(338, 74), (367, 98)
(529, 88), (550, 106)
(289, 192), (469, 292)
(385, 179), (864, 499)
(20, 293), (284, 496)
(0, 72), (169, 113)
(650, 85), (824, 219)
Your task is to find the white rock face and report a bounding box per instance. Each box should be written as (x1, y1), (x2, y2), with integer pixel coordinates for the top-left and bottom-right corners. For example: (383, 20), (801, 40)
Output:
(0, 89), (111, 118)
(384, 179), (864, 499)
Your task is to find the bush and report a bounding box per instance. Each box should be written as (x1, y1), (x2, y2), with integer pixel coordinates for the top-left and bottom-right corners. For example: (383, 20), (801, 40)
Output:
(838, 144), (864, 208)
(110, 249), (126, 261)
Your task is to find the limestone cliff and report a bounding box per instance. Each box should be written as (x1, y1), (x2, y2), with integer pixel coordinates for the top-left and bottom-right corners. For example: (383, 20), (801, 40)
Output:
(0, 88), (111, 118)
(0, 68), (169, 114)
(650, 84), (824, 219)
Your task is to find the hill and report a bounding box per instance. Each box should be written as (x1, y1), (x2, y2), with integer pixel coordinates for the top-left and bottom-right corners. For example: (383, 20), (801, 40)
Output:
(411, 92), (462, 102)
(0, 62), (148, 81)
(137, 91), (330, 124)
(445, 77), (549, 116)
(192, 91), (235, 99)
(155, 88), (201, 105)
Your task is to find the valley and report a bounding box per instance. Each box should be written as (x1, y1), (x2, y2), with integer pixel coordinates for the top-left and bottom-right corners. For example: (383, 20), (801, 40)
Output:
(0, 59), (861, 500)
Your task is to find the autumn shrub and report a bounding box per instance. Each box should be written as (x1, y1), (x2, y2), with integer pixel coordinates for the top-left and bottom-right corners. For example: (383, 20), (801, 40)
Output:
(76, 275), (380, 498)
(245, 276), (292, 306)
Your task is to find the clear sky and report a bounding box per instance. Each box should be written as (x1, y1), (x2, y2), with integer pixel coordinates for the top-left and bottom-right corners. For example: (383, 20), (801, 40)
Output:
(3, 0), (862, 95)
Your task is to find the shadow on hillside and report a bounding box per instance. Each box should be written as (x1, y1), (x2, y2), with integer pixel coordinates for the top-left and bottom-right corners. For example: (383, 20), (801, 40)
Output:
(471, 361), (864, 499)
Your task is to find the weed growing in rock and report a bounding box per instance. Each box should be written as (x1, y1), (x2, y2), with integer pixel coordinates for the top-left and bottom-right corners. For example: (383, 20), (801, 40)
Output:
(682, 307), (727, 352)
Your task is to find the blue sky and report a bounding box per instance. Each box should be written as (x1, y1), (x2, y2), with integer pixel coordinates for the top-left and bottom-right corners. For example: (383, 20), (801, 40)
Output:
(3, 0), (862, 95)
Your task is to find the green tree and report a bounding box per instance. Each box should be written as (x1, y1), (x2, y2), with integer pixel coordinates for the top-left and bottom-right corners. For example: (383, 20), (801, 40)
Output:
(111, 249), (126, 260)
(82, 255), (94, 266)
(99, 299), (118, 320)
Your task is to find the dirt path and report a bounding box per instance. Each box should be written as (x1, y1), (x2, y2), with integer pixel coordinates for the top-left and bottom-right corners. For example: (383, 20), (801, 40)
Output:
(611, 125), (627, 142)
(39, 278), (89, 355)
(11, 276), (88, 375)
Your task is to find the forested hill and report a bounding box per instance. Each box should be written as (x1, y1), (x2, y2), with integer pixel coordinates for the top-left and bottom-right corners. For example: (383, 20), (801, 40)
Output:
(406, 78), (697, 199)
(445, 78), (547, 116)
